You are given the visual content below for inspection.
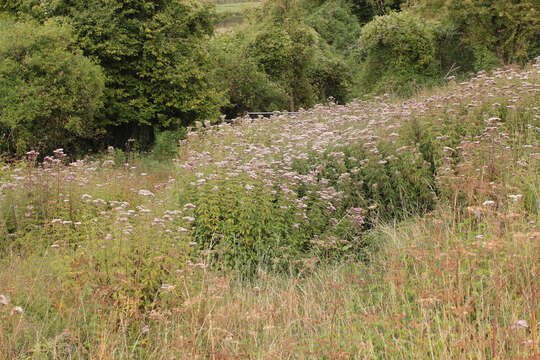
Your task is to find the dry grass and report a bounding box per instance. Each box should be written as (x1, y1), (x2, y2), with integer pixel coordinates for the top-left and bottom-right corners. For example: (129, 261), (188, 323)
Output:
(0, 61), (538, 358)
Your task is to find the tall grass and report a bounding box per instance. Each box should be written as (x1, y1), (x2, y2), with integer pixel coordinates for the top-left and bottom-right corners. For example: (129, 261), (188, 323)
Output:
(0, 60), (538, 358)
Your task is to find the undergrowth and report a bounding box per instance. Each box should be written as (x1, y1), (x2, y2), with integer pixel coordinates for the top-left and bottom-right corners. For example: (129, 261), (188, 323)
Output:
(0, 60), (538, 358)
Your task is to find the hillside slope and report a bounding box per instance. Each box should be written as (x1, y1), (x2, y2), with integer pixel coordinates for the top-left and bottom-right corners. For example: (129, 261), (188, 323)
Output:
(0, 61), (539, 358)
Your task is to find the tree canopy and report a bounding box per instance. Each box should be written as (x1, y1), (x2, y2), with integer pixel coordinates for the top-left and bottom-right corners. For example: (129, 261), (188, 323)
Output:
(1, 0), (225, 147)
(0, 19), (104, 154)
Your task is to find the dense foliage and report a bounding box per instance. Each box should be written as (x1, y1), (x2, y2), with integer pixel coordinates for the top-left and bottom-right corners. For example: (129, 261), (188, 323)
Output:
(0, 62), (538, 357)
(0, 19), (104, 155)
(0, 0), (538, 153)
(354, 10), (440, 95)
(1, 0), (224, 149)
(210, 32), (290, 117)
(413, 0), (540, 65)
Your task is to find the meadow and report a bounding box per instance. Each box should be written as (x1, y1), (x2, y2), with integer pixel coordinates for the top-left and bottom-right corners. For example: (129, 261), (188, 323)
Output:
(0, 60), (539, 358)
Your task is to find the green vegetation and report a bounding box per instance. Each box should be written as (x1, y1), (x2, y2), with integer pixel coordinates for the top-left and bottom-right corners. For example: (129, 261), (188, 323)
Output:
(0, 61), (538, 358)
(215, 1), (261, 13)
(0, 19), (105, 155)
(0, 0), (539, 357)
(1, 0), (223, 153)
(0, 0), (538, 154)
(354, 10), (440, 96)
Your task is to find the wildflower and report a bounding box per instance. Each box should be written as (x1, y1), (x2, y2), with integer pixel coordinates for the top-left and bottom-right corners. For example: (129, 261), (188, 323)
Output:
(510, 320), (528, 329)
(182, 216), (195, 223)
(0, 294), (9, 305)
(137, 206), (151, 213)
(482, 200), (495, 206)
(142, 325), (150, 334)
(53, 148), (65, 159)
(11, 306), (23, 315)
(443, 146), (456, 153)
(138, 189), (155, 197)
(26, 150), (39, 161)
(161, 284), (175, 292)
(508, 194), (522, 201)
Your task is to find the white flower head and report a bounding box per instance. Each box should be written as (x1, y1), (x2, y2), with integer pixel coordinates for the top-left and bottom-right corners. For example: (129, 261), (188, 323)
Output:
(0, 294), (9, 305)
(138, 189), (155, 197)
(11, 306), (23, 315)
(510, 320), (528, 329)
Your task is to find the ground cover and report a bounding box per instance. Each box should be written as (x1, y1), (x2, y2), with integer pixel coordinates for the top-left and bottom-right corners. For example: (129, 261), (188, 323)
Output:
(0, 60), (538, 358)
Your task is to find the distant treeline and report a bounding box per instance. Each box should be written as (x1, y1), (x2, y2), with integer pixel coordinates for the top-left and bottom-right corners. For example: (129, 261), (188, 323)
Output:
(0, 0), (538, 156)
(213, 0), (259, 4)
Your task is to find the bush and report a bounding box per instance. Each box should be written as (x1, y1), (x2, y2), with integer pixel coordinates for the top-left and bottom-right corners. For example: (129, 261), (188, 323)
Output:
(354, 11), (440, 96)
(2, 0), (225, 147)
(248, 21), (318, 110)
(187, 176), (306, 274)
(209, 32), (289, 117)
(183, 137), (437, 275)
(305, 0), (362, 53)
(346, 0), (405, 24)
(152, 129), (186, 161)
(309, 45), (354, 104)
(0, 19), (104, 155)
(443, 0), (539, 65)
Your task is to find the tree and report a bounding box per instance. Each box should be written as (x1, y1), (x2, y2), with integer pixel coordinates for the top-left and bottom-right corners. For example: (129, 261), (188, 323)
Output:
(443, 0), (539, 65)
(354, 11), (440, 95)
(209, 32), (289, 118)
(305, 0), (362, 53)
(1, 0), (225, 147)
(248, 20), (318, 111)
(0, 19), (104, 155)
(409, 0), (539, 66)
(346, 0), (404, 24)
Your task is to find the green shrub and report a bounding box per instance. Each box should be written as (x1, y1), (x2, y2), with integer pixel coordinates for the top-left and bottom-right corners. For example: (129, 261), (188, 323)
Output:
(248, 21), (318, 110)
(292, 141), (437, 227)
(346, 0), (405, 24)
(183, 137), (437, 275)
(354, 11), (441, 96)
(2, 0), (226, 147)
(309, 45), (354, 104)
(0, 19), (104, 155)
(443, 0), (539, 65)
(188, 176), (306, 274)
(152, 128), (186, 161)
(209, 32), (289, 117)
(305, 0), (362, 53)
